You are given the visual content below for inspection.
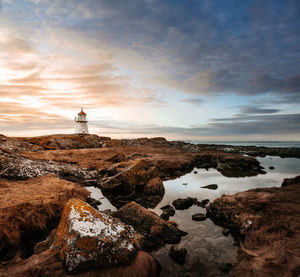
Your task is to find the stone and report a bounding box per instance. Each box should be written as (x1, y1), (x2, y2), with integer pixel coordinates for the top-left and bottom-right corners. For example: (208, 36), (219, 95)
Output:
(201, 184), (218, 190)
(269, 166), (275, 170)
(113, 201), (185, 251)
(282, 175), (300, 187)
(168, 245), (187, 266)
(52, 198), (139, 273)
(160, 205), (175, 221)
(220, 262), (232, 273)
(144, 177), (165, 195)
(192, 213), (206, 221)
(222, 228), (230, 236)
(172, 197), (197, 210)
(86, 196), (102, 209)
(194, 171), (198, 174)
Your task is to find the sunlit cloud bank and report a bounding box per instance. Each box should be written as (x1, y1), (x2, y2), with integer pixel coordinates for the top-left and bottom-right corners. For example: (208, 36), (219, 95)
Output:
(0, 0), (299, 140)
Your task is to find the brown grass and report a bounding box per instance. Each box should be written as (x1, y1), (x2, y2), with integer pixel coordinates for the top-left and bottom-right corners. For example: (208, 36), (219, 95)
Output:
(0, 249), (160, 277)
(0, 175), (88, 260)
(208, 181), (300, 277)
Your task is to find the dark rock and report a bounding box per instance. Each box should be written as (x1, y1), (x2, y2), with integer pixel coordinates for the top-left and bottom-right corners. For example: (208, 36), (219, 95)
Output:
(160, 205), (175, 220)
(220, 262), (232, 273)
(112, 201), (185, 251)
(269, 166), (275, 170)
(105, 152), (126, 163)
(194, 171), (198, 174)
(201, 199), (210, 206)
(222, 228), (230, 236)
(192, 213), (206, 221)
(144, 177), (165, 195)
(282, 175), (300, 187)
(182, 183), (188, 186)
(169, 245), (187, 266)
(201, 184), (218, 190)
(172, 197), (197, 210)
(86, 196), (102, 209)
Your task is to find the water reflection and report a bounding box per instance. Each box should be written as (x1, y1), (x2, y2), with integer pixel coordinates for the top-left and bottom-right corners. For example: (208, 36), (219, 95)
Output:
(150, 156), (300, 277)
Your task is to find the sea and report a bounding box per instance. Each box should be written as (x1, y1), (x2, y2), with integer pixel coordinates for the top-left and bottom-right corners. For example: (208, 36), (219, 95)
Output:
(184, 140), (300, 148)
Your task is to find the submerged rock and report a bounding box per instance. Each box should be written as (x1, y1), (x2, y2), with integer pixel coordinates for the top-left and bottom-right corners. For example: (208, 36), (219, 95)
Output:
(52, 198), (139, 273)
(144, 177), (165, 195)
(201, 184), (218, 190)
(172, 197), (197, 210)
(192, 213), (206, 221)
(113, 201), (185, 251)
(169, 246), (187, 266)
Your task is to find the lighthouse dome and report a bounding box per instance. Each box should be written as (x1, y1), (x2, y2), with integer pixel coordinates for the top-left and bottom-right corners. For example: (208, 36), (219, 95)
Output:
(78, 108), (86, 115)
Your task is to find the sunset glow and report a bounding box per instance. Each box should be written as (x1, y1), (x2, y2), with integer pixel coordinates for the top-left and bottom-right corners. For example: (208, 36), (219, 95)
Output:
(0, 0), (299, 139)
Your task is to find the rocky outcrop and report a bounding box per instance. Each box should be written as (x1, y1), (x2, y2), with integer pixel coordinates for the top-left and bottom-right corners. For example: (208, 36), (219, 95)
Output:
(206, 182), (300, 277)
(52, 198), (139, 273)
(113, 202), (186, 251)
(18, 134), (111, 150)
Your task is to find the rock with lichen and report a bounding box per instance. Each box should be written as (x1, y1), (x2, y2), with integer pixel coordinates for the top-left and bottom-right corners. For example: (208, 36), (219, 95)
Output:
(52, 198), (139, 273)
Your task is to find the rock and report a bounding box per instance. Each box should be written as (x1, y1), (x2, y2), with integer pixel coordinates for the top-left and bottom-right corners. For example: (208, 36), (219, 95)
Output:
(86, 196), (102, 209)
(182, 183), (188, 186)
(194, 171), (198, 174)
(201, 184), (218, 190)
(144, 177), (165, 195)
(269, 166), (275, 170)
(99, 160), (159, 195)
(105, 152), (126, 163)
(113, 202), (185, 251)
(172, 197), (197, 210)
(160, 205), (175, 220)
(222, 228), (230, 236)
(282, 175), (300, 187)
(196, 199), (210, 208)
(192, 213), (206, 221)
(220, 262), (232, 273)
(52, 198), (139, 273)
(168, 246), (187, 266)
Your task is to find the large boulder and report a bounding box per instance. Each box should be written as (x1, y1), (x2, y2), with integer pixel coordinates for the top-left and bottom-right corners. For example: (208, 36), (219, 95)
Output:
(52, 198), (139, 273)
(99, 160), (159, 194)
(113, 202), (186, 251)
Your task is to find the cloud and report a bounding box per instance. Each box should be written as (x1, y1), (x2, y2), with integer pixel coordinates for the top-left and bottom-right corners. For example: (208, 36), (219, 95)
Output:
(237, 106), (281, 115)
(181, 98), (204, 105)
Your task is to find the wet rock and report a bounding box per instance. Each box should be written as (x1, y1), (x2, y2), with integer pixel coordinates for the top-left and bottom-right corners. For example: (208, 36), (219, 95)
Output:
(192, 213), (206, 221)
(144, 177), (165, 195)
(160, 205), (175, 221)
(52, 198), (139, 273)
(172, 197), (197, 210)
(220, 262), (232, 273)
(269, 166), (275, 170)
(113, 201), (185, 251)
(194, 171), (198, 174)
(86, 196), (102, 209)
(222, 228), (230, 236)
(282, 175), (300, 187)
(201, 184), (218, 190)
(182, 183), (188, 186)
(169, 246), (187, 266)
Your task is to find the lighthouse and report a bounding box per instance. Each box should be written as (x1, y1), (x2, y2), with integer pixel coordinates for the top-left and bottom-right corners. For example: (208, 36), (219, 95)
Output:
(75, 108), (89, 134)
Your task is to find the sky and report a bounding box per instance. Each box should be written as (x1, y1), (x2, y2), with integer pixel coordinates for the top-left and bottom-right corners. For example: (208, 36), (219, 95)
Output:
(0, 0), (299, 140)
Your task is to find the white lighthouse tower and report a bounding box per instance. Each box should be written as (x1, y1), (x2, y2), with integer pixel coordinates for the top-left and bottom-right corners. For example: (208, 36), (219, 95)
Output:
(75, 108), (89, 134)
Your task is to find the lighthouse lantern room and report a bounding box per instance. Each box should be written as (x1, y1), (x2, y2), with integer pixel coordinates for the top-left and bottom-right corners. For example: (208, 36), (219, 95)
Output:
(75, 108), (89, 134)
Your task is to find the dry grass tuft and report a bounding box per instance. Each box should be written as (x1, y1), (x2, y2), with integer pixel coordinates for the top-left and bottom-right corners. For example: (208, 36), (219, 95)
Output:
(0, 175), (88, 260)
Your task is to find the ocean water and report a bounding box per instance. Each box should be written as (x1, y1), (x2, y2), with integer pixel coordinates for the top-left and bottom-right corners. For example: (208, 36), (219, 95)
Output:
(184, 140), (300, 148)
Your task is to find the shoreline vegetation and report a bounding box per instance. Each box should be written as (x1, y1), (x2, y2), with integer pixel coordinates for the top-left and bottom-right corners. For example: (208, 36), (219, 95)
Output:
(0, 134), (299, 276)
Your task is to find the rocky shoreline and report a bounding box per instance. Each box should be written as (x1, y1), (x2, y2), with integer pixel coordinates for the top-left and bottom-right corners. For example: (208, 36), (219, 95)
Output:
(0, 134), (299, 276)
